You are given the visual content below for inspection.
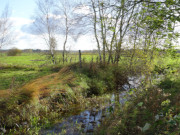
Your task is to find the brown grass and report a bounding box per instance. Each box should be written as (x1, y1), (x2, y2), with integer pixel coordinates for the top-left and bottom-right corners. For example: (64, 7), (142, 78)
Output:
(0, 67), (76, 102)
(0, 90), (11, 98)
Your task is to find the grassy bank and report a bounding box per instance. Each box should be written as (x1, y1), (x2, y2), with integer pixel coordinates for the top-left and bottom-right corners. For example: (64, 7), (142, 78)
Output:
(0, 62), (130, 134)
(96, 55), (180, 135)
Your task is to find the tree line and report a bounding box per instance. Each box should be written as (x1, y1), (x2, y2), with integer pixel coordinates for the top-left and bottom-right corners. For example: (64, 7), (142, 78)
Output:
(0, 0), (179, 64)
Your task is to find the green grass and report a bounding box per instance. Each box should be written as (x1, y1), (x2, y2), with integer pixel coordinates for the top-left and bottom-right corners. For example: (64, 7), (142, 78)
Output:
(0, 53), (47, 67)
(0, 53), (52, 90)
(0, 52), (72, 90)
(0, 63), (125, 134)
(0, 52), (100, 90)
(0, 69), (52, 90)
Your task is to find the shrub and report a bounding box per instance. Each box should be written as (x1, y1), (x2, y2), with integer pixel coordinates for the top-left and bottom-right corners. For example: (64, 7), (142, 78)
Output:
(87, 79), (106, 96)
(7, 47), (22, 56)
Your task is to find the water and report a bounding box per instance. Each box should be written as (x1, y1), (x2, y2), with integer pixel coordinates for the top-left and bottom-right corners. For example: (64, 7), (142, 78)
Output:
(40, 76), (143, 135)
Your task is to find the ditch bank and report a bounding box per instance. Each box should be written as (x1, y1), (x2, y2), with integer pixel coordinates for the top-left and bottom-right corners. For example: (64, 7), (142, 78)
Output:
(40, 76), (143, 135)
(0, 63), (132, 134)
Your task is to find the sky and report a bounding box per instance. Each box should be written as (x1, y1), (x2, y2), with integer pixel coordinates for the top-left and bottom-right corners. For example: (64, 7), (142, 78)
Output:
(0, 0), (179, 50)
(0, 0), (96, 50)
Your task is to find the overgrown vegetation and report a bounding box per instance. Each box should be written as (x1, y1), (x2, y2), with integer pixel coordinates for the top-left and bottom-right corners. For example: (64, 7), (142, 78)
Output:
(0, 59), (130, 134)
(96, 54), (180, 135)
(0, 50), (180, 134)
(7, 48), (22, 56)
(0, 0), (179, 134)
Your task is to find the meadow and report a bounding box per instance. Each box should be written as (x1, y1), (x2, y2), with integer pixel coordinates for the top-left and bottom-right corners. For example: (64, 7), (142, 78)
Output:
(0, 53), (49, 90)
(0, 52), (98, 90)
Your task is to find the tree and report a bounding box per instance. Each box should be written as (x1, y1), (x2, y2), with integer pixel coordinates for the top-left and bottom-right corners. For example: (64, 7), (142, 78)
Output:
(88, 0), (179, 64)
(89, 0), (137, 64)
(90, 0), (102, 63)
(0, 5), (14, 50)
(7, 47), (22, 56)
(55, 0), (83, 64)
(33, 0), (58, 64)
(132, 0), (179, 56)
(33, 0), (83, 64)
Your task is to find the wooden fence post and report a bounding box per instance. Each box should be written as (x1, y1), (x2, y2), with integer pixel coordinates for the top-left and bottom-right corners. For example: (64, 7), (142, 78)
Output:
(10, 77), (15, 90)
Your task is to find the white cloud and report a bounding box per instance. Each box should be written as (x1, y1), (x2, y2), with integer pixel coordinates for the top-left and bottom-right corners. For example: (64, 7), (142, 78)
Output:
(74, 35), (96, 50)
(10, 17), (34, 28)
(3, 17), (43, 49)
(3, 17), (97, 50)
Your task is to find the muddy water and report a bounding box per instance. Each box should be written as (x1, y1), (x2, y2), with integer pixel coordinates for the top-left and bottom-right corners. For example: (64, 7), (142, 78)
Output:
(40, 76), (143, 135)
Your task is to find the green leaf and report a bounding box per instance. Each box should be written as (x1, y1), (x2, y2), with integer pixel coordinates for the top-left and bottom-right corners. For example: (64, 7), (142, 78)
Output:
(137, 102), (143, 107)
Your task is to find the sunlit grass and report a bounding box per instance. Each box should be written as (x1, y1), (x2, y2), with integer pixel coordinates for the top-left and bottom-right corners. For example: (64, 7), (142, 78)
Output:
(0, 53), (46, 67)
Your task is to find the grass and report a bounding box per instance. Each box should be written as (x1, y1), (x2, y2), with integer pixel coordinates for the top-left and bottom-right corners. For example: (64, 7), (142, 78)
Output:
(0, 52), (110, 91)
(96, 54), (180, 135)
(0, 67), (54, 90)
(0, 53), (46, 67)
(0, 53), (50, 90)
(0, 52), (75, 90)
(0, 66), (81, 134)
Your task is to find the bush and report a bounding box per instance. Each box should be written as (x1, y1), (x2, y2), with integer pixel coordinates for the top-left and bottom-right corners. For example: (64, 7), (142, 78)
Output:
(7, 48), (22, 56)
(87, 79), (106, 96)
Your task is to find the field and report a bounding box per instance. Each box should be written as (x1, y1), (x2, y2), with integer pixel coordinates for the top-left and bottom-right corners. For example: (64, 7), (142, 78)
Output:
(0, 52), (98, 90)
(0, 53), (48, 90)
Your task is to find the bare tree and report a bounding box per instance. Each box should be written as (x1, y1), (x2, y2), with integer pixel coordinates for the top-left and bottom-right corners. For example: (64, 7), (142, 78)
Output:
(55, 0), (82, 64)
(0, 5), (14, 50)
(89, 0), (137, 64)
(91, 0), (102, 63)
(33, 0), (58, 64)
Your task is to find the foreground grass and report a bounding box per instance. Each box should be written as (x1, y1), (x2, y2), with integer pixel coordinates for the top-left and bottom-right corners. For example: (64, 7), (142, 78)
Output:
(0, 69), (53, 90)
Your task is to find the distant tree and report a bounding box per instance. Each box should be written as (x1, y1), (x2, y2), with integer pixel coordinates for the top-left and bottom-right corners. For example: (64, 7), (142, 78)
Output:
(7, 47), (22, 56)
(24, 49), (33, 53)
(0, 5), (14, 50)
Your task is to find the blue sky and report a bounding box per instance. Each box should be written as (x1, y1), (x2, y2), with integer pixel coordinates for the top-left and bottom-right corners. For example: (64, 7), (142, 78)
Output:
(0, 0), (95, 50)
(0, 0), (36, 19)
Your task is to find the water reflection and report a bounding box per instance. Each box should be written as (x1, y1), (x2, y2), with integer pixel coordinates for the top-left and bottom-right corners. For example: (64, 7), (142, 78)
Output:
(40, 76), (143, 135)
